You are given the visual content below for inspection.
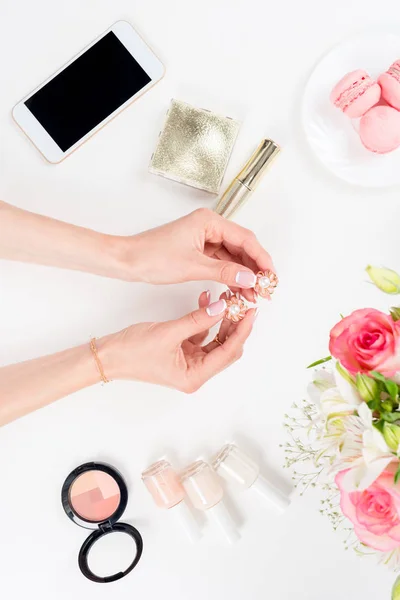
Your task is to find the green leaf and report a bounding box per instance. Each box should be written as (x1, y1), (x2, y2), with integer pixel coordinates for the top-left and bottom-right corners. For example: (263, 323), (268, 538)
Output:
(395, 467), (400, 486)
(381, 412), (400, 423)
(390, 307), (400, 322)
(374, 420), (385, 434)
(367, 398), (379, 411)
(339, 313), (345, 319)
(371, 371), (388, 383)
(387, 381), (398, 401)
(307, 356), (332, 369)
(371, 371), (399, 401)
(382, 400), (395, 412)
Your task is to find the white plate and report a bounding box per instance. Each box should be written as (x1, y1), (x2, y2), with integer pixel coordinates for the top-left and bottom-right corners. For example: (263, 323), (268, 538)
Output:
(302, 32), (400, 187)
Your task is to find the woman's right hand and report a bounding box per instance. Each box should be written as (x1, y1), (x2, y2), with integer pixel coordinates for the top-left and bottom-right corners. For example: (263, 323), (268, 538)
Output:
(97, 291), (256, 393)
(117, 208), (275, 303)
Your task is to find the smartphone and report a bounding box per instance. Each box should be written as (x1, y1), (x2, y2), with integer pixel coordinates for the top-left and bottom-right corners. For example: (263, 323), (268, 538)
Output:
(12, 21), (165, 163)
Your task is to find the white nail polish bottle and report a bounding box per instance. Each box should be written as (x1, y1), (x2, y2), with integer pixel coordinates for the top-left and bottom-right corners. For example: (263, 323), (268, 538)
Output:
(211, 444), (290, 513)
(180, 460), (240, 544)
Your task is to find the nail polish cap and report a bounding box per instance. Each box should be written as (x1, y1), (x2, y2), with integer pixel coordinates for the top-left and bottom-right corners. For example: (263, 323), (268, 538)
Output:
(250, 475), (291, 514)
(207, 501), (240, 544)
(211, 443), (259, 489)
(171, 501), (202, 543)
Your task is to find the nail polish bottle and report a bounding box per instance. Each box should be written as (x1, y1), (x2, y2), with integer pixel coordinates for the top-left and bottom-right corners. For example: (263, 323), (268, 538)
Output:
(142, 460), (202, 542)
(211, 444), (290, 514)
(180, 460), (240, 544)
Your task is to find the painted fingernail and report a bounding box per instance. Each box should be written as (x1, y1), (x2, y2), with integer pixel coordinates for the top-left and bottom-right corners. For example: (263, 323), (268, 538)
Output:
(235, 271), (256, 288)
(206, 299), (227, 316)
(205, 290), (211, 305)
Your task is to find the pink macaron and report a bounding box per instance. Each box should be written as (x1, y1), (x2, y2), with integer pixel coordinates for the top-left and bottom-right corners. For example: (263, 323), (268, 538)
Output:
(359, 105), (400, 154)
(378, 60), (400, 110)
(330, 69), (381, 118)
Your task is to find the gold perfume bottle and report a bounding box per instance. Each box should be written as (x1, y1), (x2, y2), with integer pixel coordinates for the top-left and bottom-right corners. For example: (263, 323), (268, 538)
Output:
(150, 99), (240, 194)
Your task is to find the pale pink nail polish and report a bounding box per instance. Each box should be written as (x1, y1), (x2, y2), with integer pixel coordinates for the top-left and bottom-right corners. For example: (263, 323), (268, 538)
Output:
(205, 290), (211, 305)
(206, 299), (227, 316)
(235, 271), (256, 288)
(142, 460), (202, 542)
(181, 461), (240, 544)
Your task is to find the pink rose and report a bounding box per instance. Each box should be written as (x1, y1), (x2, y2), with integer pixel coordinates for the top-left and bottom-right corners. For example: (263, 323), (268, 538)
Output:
(336, 466), (400, 552)
(329, 308), (400, 376)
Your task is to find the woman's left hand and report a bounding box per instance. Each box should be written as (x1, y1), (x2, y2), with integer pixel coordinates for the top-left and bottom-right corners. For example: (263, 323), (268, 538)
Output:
(117, 209), (275, 302)
(97, 289), (256, 393)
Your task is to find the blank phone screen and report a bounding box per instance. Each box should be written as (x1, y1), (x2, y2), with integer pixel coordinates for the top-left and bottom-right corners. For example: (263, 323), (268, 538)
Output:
(25, 31), (151, 152)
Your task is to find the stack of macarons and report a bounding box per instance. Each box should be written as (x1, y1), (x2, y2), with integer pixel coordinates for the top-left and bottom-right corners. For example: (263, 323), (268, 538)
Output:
(330, 61), (400, 154)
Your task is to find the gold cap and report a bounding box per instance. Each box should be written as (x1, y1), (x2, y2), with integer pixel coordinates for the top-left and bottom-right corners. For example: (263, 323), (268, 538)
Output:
(237, 139), (280, 191)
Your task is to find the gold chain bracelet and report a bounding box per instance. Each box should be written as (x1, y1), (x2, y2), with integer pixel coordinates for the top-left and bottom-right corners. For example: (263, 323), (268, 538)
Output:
(90, 338), (110, 384)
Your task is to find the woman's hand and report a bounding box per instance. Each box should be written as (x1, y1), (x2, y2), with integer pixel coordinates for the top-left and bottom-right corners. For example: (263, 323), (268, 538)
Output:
(97, 290), (256, 393)
(118, 209), (275, 302)
(0, 291), (255, 426)
(0, 202), (274, 301)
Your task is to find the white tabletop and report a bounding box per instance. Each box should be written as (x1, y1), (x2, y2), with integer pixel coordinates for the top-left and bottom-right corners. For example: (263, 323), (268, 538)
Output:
(0, 1), (398, 598)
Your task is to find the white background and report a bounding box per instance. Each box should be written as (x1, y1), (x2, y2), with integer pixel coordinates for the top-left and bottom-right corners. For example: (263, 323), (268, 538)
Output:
(0, 1), (399, 598)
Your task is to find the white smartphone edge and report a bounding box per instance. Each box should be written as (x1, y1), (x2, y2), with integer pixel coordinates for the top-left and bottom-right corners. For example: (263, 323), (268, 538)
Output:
(12, 20), (166, 164)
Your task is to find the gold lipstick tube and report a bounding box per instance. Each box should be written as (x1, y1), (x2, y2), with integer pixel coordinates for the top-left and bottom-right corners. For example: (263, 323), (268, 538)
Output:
(215, 139), (280, 219)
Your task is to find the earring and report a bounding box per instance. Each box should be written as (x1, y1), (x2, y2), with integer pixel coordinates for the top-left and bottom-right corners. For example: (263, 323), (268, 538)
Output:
(225, 292), (248, 322)
(255, 270), (279, 299)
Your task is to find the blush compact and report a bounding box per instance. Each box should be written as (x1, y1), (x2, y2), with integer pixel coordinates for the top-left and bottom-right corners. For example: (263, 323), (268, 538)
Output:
(61, 462), (143, 583)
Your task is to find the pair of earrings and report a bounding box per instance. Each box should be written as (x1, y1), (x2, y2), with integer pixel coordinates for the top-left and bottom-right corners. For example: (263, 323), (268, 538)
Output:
(224, 270), (279, 322)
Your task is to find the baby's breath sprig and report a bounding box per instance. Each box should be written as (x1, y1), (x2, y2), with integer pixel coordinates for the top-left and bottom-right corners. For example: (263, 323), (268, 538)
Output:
(319, 487), (367, 555)
(281, 400), (331, 493)
(282, 432), (319, 468)
(291, 468), (323, 495)
(320, 487), (344, 532)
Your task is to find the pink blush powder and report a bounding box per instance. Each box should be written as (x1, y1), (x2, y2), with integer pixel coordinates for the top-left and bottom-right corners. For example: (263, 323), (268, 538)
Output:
(69, 470), (121, 522)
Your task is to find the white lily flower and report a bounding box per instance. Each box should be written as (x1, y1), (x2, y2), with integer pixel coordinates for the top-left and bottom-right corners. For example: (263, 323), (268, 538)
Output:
(307, 369), (335, 405)
(340, 403), (393, 491)
(322, 414), (364, 467)
(358, 401), (373, 427)
(307, 365), (361, 418)
(334, 366), (362, 408)
(337, 416), (364, 461)
(320, 388), (354, 417)
(305, 367), (390, 483)
(319, 389), (357, 416)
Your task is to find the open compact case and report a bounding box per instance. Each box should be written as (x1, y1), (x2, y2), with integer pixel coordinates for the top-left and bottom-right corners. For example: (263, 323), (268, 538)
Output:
(61, 462), (143, 583)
